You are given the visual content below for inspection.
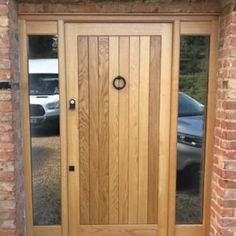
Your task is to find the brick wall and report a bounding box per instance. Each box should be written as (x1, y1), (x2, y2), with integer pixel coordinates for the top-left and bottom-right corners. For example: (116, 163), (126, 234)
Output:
(211, 3), (236, 236)
(0, 0), (24, 236)
(18, 1), (221, 14)
(0, 0), (236, 236)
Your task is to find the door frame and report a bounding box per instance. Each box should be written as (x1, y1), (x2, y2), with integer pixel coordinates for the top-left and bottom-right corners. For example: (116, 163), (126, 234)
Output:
(65, 22), (173, 236)
(19, 14), (218, 236)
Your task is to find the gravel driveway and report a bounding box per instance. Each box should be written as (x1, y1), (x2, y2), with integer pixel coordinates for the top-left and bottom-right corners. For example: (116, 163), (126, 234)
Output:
(31, 132), (61, 225)
(31, 131), (202, 225)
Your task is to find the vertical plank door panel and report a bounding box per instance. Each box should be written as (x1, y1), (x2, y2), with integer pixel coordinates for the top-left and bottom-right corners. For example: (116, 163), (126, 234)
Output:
(98, 37), (110, 224)
(138, 36), (150, 224)
(109, 37), (119, 224)
(118, 36), (130, 224)
(78, 36), (90, 225)
(148, 36), (161, 224)
(128, 36), (140, 224)
(89, 37), (100, 225)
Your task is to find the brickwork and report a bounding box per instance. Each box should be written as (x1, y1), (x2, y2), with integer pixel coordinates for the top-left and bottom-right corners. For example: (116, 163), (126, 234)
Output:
(211, 3), (236, 236)
(0, 0), (24, 236)
(18, 1), (221, 14)
(0, 0), (236, 236)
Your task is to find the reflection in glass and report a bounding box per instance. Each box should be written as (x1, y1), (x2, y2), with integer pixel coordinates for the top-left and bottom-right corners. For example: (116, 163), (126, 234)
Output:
(176, 36), (210, 224)
(28, 36), (61, 225)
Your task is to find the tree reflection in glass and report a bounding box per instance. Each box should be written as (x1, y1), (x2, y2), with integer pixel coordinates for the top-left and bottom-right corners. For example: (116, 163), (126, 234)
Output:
(176, 36), (210, 224)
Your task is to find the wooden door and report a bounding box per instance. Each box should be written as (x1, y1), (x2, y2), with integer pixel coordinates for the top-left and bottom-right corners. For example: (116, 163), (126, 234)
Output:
(65, 23), (172, 236)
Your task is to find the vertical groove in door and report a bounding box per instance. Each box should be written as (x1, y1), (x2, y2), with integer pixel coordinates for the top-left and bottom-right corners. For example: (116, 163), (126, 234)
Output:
(109, 37), (119, 224)
(89, 36), (99, 225)
(78, 37), (90, 225)
(98, 37), (109, 224)
(118, 36), (130, 224)
(138, 36), (150, 224)
(148, 36), (161, 224)
(128, 36), (140, 224)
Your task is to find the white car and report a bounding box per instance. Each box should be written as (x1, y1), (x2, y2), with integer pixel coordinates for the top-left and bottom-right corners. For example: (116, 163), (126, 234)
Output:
(29, 59), (59, 131)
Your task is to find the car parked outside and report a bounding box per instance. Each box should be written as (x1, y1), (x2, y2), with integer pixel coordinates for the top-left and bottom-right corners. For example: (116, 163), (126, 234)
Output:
(29, 59), (59, 131)
(177, 92), (204, 189)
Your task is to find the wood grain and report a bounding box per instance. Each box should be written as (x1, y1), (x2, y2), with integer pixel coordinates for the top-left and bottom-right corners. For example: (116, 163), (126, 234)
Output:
(74, 23), (164, 36)
(33, 226), (61, 236)
(109, 37), (119, 224)
(148, 36), (161, 224)
(98, 37), (110, 224)
(26, 21), (58, 35)
(158, 24), (172, 236)
(180, 21), (211, 35)
(203, 19), (218, 236)
(89, 36), (100, 225)
(20, 19), (34, 236)
(66, 24), (80, 236)
(119, 36), (130, 224)
(58, 19), (68, 236)
(78, 36), (90, 225)
(128, 36), (140, 224)
(168, 20), (180, 236)
(80, 225), (158, 236)
(138, 36), (150, 224)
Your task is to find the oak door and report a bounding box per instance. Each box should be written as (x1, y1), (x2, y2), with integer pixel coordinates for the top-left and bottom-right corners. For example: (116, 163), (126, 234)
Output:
(65, 23), (172, 236)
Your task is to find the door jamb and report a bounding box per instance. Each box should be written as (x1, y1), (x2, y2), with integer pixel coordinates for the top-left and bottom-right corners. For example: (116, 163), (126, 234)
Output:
(19, 14), (218, 236)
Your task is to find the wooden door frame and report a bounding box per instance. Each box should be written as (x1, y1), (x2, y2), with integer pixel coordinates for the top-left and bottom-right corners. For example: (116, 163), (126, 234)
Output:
(19, 14), (218, 236)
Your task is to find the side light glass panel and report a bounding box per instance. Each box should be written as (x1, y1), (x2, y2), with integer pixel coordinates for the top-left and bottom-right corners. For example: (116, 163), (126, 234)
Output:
(176, 36), (210, 224)
(28, 35), (61, 225)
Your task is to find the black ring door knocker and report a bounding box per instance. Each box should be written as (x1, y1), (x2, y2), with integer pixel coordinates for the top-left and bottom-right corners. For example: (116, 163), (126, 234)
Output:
(113, 76), (126, 90)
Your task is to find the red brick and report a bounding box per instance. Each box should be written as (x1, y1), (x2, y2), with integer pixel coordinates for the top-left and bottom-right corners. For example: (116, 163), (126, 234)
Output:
(220, 217), (236, 227)
(0, 102), (12, 112)
(224, 189), (236, 199)
(224, 161), (236, 170)
(0, 123), (13, 132)
(0, 59), (10, 70)
(0, 172), (14, 182)
(212, 200), (234, 217)
(0, 92), (12, 102)
(0, 182), (15, 192)
(221, 140), (236, 149)
(0, 70), (10, 80)
(219, 179), (236, 189)
(0, 113), (12, 123)
(0, 229), (16, 236)
(0, 142), (14, 151)
(0, 16), (8, 27)
(0, 5), (8, 15)
(0, 132), (14, 143)
(0, 212), (15, 220)
(214, 166), (236, 179)
(220, 120), (236, 129)
(0, 152), (14, 162)
(0, 30), (9, 48)
(223, 131), (236, 140)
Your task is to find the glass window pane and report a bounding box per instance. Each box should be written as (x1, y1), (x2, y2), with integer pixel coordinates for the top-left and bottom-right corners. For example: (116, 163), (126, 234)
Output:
(28, 35), (61, 225)
(176, 36), (210, 224)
